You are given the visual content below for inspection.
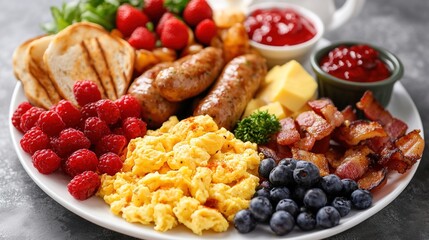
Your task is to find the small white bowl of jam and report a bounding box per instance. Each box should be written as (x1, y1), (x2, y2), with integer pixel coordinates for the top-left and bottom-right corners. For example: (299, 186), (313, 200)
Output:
(245, 2), (324, 67)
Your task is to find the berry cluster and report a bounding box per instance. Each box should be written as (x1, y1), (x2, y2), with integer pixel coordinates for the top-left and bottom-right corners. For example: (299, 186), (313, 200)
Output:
(116, 0), (217, 51)
(234, 158), (373, 236)
(12, 80), (147, 200)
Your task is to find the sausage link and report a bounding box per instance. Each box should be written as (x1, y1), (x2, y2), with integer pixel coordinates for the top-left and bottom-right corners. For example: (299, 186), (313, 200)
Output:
(128, 62), (181, 128)
(193, 54), (267, 130)
(154, 47), (224, 102)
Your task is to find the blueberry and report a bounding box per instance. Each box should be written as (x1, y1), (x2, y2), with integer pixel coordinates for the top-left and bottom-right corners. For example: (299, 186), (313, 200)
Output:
(249, 196), (273, 222)
(233, 209), (257, 233)
(269, 165), (294, 186)
(269, 187), (290, 204)
(259, 180), (273, 189)
(316, 206), (341, 229)
(278, 158), (298, 169)
(331, 197), (352, 217)
(292, 186), (307, 205)
(351, 189), (372, 210)
(293, 161), (320, 188)
(296, 212), (317, 231)
(341, 178), (358, 197)
(254, 188), (270, 198)
(276, 199), (299, 217)
(320, 174), (343, 196)
(269, 211), (295, 236)
(303, 188), (327, 210)
(259, 158), (276, 179)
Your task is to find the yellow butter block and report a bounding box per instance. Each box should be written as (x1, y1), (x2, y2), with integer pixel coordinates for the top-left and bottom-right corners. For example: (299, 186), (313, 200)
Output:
(242, 98), (266, 119)
(258, 101), (291, 120)
(256, 60), (317, 112)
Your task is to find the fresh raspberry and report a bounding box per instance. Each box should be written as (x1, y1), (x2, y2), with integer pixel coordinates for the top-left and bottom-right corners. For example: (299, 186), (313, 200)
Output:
(98, 152), (123, 176)
(67, 171), (100, 200)
(12, 102), (33, 133)
(122, 117), (147, 140)
(143, 0), (166, 23)
(80, 102), (98, 121)
(64, 149), (99, 177)
(52, 128), (91, 157)
(32, 149), (62, 174)
(95, 134), (127, 156)
(115, 94), (142, 119)
(20, 127), (50, 155)
(195, 19), (217, 45)
(37, 110), (66, 136)
(116, 4), (149, 37)
(73, 80), (102, 107)
(20, 107), (45, 133)
(156, 12), (175, 36)
(161, 18), (189, 50)
(183, 0), (213, 27)
(128, 27), (156, 50)
(96, 99), (121, 125)
(83, 117), (110, 143)
(52, 100), (81, 128)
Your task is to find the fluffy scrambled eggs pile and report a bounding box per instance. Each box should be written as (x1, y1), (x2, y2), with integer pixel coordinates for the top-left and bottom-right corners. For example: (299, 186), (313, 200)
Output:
(97, 115), (261, 235)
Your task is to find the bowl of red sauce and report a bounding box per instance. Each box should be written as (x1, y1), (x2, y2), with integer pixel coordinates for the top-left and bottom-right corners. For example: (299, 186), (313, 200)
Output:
(245, 2), (324, 67)
(311, 42), (404, 109)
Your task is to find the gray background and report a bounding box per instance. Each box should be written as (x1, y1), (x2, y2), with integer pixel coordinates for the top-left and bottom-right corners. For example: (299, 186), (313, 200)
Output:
(1, 0), (428, 239)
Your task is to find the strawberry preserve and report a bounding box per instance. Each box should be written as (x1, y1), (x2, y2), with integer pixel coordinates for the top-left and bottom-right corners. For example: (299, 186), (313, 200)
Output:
(320, 45), (391, 82)
(245, 8), (317, 46)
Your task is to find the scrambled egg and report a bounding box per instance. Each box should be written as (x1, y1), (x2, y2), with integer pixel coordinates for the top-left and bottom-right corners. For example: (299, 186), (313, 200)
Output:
(97, 115), (261, 235)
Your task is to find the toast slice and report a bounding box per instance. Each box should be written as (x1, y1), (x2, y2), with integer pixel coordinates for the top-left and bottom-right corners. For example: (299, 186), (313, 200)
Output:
(83, 37), (117, 100)
(13, 36), (53, 109)
(43, 22), (108, 105)
(97, 34), (135, 97)
(27, 35), (62, 104)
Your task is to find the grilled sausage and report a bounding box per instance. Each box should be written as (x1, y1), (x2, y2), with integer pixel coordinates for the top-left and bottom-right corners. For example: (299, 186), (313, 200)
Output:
(193, 54), (267, 130)
(128, 62), (181, 128)
(154, 47), (224, 102)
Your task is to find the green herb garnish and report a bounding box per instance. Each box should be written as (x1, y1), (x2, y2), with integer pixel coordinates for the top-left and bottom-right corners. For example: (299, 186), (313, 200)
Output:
(42, 0), (143, 34)
(234, 110), (281, 144)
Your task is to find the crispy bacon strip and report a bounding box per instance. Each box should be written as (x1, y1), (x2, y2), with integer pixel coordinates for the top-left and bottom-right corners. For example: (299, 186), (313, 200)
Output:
(308, 98), (344, 128)
(258, 141), (292, 162)
(396, 129), (424, 161)
(293, 133), (316, 151)
(276, 117), (300, 146)
(334, 120), (388, 146)
(357, 91), (407, 139)
(341, 105), (357, 122)
(335, 146), (372, 180)
(325, 146), (346, 169)
(296, 111), (334, 141)
(292, 148), (330, 176)
(357, 167), (387, 191)
(311, 135), (331, 154)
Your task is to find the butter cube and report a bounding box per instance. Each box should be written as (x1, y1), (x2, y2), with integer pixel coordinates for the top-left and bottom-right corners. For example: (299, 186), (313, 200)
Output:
(242, 98), (266, 118)
(258, 101), (291, 120)
(256, 60), (317, 112)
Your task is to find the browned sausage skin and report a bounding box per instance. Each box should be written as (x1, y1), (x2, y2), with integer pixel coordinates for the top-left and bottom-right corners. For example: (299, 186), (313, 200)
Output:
(128, 62), (181, 128)
(193, 54), (267, 130)
(154, 47), (224, 102)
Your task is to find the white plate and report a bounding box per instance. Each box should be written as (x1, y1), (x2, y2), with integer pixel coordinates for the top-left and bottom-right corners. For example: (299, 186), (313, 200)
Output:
(9, 80), (423, 240)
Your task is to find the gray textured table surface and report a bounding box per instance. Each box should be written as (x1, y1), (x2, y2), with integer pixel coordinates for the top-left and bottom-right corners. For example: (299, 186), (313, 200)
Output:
(1, 0), (428, 239)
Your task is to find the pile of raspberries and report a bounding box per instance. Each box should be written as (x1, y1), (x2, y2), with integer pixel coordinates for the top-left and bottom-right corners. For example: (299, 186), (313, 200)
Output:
(12, 81), (147, 200)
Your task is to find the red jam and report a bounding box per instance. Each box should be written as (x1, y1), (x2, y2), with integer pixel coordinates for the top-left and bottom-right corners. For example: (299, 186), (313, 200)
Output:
(320, 45), (391, 82)
(245, 8), (317, 46)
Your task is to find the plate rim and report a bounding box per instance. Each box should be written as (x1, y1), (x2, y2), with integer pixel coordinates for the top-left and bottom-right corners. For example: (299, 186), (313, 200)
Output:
(8, 81), (424, 240)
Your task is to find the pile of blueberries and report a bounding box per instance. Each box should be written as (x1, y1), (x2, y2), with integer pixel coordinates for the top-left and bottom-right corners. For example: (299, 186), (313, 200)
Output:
(233, 158), (373, 236)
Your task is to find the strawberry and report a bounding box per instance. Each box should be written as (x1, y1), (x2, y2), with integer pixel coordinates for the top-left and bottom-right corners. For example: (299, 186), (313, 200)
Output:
(183, 0), (213, 27)
(195, 19), (217, 45)
(156, 12), (175, 36)
(128, 27), (156, 50)
(143, 0), (167, 23)
(161, 18), (189, 50)
(116, 4), (149, 37)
